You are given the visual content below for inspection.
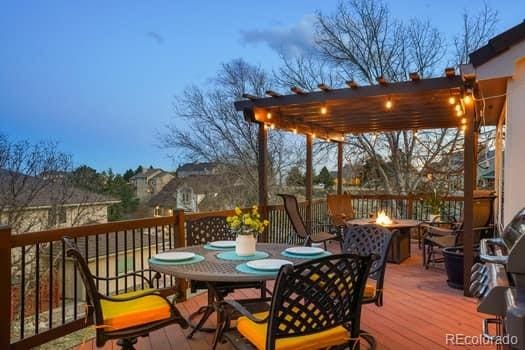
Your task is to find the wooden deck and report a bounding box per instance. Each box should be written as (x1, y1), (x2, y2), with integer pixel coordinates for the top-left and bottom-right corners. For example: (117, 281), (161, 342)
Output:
(78, 243), (493, 350)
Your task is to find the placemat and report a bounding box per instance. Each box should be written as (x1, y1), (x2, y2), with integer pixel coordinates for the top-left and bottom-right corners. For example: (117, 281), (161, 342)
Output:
(203, 244), (235, 251)
(149, 254), (205, 265)
(216, 250), (269, 261)
(280, 251), (332, 259)
(235, 263), (280, 276)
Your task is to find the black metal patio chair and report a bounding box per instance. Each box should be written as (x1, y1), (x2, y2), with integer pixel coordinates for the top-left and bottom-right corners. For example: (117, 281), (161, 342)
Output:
(278, 193), (338, 249)
(341, 224), (394, 307)
(216, 253), (375, 350)
(62, 236), (188, 350)
(185, 215), (268, 338)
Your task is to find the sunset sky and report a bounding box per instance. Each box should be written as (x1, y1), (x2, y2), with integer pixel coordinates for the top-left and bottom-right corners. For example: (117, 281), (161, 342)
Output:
(1, 1), (524, 172)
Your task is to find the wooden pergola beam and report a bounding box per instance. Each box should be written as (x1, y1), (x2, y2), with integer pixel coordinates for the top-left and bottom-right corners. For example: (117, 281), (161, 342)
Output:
(235, 76), (463, 110)
(265, 90), (281, 98)
(318, 83), (331, 91)
(337, 142), (344, 195)
(346, 80), (359, 89)
(305, 134), (313, 235)
(291, 86), (306, 95)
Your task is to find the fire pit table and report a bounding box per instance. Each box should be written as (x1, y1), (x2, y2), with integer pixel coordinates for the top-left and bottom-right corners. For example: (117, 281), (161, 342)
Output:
(346, 218), (421, 263)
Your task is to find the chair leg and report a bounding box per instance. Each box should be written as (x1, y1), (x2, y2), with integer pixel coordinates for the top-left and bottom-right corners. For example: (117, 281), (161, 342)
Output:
(360, 330), (377, 350)
(116, 338), (137, 350)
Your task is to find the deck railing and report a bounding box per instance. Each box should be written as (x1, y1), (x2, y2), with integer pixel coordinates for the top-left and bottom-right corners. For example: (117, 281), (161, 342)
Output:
(1, 194), (463, 349)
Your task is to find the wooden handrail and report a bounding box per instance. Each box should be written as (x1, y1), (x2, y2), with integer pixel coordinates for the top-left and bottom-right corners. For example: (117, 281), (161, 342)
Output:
(10, 215), (178, 248)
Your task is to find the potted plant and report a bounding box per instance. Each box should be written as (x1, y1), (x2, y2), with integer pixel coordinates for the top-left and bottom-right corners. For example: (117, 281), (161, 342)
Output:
(227, 206), (269, 256)
(424, 188), (444, 222)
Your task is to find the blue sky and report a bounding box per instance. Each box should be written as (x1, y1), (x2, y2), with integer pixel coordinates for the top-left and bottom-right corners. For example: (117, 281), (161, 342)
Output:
(1, 1), (524, 173)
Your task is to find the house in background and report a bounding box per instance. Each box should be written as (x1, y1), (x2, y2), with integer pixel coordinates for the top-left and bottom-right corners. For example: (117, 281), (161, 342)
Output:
(129, 168), (174, 201)
(148, 174), (232, 214)
(0, 169), (120, 234)
(176, 162), (218, 177)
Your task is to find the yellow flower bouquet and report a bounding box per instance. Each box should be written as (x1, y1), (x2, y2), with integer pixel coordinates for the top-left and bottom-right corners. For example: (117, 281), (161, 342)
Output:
(226, 205), (269, 236)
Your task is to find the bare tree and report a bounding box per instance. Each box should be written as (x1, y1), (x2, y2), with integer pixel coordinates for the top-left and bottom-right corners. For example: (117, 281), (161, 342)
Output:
(269, 0), (498, 195)
(454, 2), (498, 65)
(160, 59), (303, 206)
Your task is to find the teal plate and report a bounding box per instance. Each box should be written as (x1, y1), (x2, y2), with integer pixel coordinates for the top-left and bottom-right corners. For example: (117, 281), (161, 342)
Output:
(149, 254), (205, 265)
(216, 250), (269, 261)
(235, 263), (280, 276)
(203, 244), (234, 251)
(280, 251), (332, 259)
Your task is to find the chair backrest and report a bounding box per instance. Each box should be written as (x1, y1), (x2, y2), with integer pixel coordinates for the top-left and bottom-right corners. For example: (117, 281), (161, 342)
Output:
(455, 197), (493, 246)
(327, 193), (355, 225)
(277, 194), (309, 239)
(62, 236), (104, 326)
(341, 224), (393, 287)
(186, 216), (234, 246)
(266, 254), (373, 350)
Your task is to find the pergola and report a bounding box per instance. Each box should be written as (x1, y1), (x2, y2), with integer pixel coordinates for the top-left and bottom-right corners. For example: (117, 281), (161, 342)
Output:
(235, 69), (503, 295)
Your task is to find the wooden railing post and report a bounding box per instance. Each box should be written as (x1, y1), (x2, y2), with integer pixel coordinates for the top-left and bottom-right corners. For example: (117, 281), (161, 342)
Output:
(0, 225), (12, 349)
(407, 194), (414, 219)
(174, 210), (188, 302)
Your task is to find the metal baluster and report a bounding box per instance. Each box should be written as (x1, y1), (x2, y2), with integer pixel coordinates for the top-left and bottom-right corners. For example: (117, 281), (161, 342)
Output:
(105, 233), (110, 296)
(115, 232), (119, 294)
(35, 243), (40, 334)
(73, 237), (78, 320)
(95, 234), (99, 291)
(61, 242), (66, 324)
(132, 228), (136, 291)
(20, 246), (26, 339)
(124, 229), (128, 293)
(140, 228), (144, 289)
(48, 242), (53, 330)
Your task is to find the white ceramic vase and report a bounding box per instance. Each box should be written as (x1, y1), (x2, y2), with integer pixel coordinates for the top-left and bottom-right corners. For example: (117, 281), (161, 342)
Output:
(236, 233), (257, 256)
(428, 214), (440, 222)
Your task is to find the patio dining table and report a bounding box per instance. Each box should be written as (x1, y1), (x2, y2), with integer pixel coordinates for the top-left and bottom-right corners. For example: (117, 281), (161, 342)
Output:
(149, 243), (328, 345)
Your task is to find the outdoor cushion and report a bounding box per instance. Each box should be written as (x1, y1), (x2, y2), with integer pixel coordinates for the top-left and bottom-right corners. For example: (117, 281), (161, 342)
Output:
(100, 289), (171, 330)
(364, 281), (376, 298)
(236, 311), (349, 350)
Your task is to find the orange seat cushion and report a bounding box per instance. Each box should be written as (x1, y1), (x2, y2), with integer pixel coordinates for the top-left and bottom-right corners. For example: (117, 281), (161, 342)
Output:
(237, 311), (350, 350)
(100, 289), (171, 331)
(364, 281), (376, 298)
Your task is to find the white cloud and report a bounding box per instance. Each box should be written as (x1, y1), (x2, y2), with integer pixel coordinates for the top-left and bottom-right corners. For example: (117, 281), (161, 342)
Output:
(239, 15), (317, 57)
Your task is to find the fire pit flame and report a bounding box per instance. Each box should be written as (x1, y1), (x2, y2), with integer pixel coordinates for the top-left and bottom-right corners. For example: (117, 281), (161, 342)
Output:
(376, 211), (393, 226)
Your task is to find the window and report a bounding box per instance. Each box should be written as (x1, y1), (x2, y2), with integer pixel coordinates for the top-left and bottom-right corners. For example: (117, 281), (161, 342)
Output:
(181, 189), (192, 204)
(154, 206), (162, 216)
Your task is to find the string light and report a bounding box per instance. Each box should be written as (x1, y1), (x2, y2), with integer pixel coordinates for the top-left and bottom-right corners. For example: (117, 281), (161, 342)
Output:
(455, 104), (461, 112)
(456, 109), (464, 117)
(292, 128), (298, 134)
(461, 117), (467, 124)
(448, 96), (456, 105)
(270, 123), (275, 129)
(266, 112), (272, 120)
(340, 135), (345, 141)
(385, 98), (393, 109)
(312, 133), (316, 139)
(320, 106), (327, 115)
(463, 95), (472, 105)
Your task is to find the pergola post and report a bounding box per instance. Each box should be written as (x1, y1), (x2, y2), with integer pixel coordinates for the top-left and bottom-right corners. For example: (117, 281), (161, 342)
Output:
(463, 102), (477, 296)
(257, 122), (269, 241)
(306, 134), (313, 234)
(337, 142), (343, 195)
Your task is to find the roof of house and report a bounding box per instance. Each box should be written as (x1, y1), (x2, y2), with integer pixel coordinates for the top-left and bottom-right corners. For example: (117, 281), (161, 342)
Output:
(0, 169), (119, 209)
(470, 20), (525, 67)
(177, 162), (218, 173)
(147, 174), (232, 208)
(129, 168), (170, 180)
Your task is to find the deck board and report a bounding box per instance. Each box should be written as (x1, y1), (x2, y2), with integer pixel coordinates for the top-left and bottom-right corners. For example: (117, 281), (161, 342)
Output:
(76, 242), (494, 349)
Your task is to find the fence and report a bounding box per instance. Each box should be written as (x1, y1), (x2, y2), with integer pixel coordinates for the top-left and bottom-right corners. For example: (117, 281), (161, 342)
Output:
(1, 194), (463, 349)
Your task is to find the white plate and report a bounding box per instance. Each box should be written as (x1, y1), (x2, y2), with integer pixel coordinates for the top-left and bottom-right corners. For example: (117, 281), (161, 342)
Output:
(246, 259), (293, 271)
(154, 252), (195, 261)
(209, 240), (236, 248)
(285, 246), (325, 256)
